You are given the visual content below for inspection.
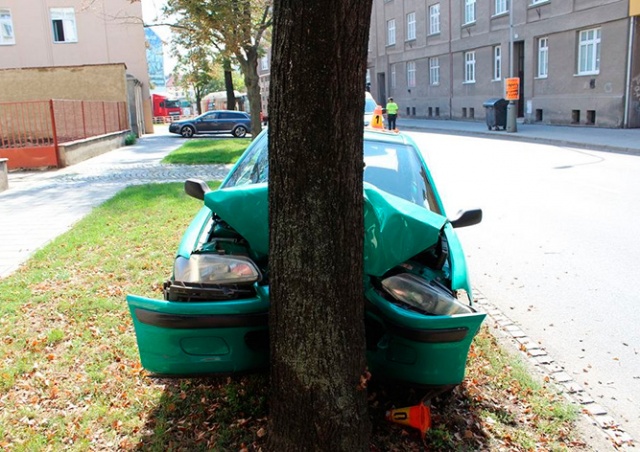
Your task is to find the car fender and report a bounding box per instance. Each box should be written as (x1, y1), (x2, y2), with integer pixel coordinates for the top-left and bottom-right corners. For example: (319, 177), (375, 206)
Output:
(177, 206), (213, 259)
(443, 223), (473, 298)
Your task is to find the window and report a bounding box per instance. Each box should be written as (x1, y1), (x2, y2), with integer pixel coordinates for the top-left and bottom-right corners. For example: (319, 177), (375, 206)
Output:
(407, 61), (416, 88)
(429, 57), (440, 85)
(390, 63), (396, 88)
(387, 19), (396, 46)
(537, 37), (548, 78)
(495, 0), (508, 15)
(464, 0), (476, 24)
(0, 8), (14, 45)
(464, 51), (476, 83)
(493, 46), (502, 80)
(51, 8), (77, 43)
(260, 56), (268, 71)
(578, 28), (600, 75)
(406, 12), (416, 41)
(429, 4), (440, 35)
(531, 0), (548, 4)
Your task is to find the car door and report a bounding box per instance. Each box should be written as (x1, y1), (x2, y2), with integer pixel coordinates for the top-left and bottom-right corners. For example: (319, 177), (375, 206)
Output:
(216, 111), (240, 133)
(196, 112), (219, 133)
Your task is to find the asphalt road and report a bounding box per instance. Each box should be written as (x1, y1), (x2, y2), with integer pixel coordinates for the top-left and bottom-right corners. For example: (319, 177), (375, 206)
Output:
(408, 130), (640, 445)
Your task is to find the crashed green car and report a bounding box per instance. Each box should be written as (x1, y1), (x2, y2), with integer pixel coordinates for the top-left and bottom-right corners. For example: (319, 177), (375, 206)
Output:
(126, 128), (485, 390)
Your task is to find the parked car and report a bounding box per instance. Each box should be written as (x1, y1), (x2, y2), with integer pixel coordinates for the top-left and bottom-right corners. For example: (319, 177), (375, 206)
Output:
(126, 127), (485, 390)
(168, 110), (251, 138)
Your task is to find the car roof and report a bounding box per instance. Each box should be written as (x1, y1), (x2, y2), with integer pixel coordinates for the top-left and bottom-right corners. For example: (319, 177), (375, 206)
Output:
(205, 110), (248, 114)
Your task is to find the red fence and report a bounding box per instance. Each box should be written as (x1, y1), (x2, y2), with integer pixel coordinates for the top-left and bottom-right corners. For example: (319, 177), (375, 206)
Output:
(0, 99), (129, 169)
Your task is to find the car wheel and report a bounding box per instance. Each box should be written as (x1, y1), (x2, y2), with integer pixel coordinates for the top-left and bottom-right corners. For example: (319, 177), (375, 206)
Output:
(233, 126), (248, 138)
(181, 126), (195, 138)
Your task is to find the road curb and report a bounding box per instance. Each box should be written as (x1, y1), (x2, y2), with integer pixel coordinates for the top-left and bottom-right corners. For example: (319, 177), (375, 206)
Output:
(474, 289), (635, 451)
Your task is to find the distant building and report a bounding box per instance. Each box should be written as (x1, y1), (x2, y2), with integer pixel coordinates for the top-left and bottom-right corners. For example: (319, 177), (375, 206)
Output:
(145, 28), (166, 90)
(366, 0), (640, 128)
(0, 0), (153, 134)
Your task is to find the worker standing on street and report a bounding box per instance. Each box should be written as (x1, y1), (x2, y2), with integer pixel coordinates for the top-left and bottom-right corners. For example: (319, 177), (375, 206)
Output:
(385, 97), (399, 130)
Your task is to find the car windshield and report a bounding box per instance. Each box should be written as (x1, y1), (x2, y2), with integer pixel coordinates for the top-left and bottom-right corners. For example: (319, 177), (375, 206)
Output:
(165, 100), (180, 108)
(222, 133), (439, 212)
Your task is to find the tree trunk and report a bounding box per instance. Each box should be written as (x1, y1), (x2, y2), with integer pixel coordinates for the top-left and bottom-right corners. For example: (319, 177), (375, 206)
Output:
(223, 59), (236, 110)
(237, 47), (264, 139)
(267, 1), (373, 450)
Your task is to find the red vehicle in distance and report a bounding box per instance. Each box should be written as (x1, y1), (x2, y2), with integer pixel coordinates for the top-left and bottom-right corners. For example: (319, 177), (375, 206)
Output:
(152, 94), (181, 118)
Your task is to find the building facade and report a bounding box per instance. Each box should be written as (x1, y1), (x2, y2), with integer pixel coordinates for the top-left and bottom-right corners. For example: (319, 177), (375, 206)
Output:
(0, 0), (153, 133)
(367, 0), (640, 128)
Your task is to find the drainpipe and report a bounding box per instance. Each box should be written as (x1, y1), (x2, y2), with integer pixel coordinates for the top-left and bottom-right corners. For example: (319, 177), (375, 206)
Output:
(448, 0), (453, 119)
(624, 16), (635, 128)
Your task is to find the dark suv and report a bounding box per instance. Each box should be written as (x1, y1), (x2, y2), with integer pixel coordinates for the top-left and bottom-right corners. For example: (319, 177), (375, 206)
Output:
(169, 110), (251, 138)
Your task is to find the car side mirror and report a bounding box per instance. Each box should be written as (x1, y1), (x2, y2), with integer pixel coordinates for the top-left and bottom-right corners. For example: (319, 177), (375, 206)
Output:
(184, 178), (211, 200)
(450, 209), (482, 228)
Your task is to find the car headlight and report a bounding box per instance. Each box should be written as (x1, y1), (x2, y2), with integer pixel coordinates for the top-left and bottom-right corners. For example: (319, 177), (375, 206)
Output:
(173, 255), (261, 285)
(381, 273), (472, 316)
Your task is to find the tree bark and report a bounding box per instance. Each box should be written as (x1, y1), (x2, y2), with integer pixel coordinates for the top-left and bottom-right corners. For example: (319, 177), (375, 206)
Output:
(267, 1), (373, 450)
(236, 46), (264, 139)
(223, 59), (237, 111)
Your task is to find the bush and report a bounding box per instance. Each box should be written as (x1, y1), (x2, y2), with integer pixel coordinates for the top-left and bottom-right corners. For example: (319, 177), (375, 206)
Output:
(124, 133), (137, 146)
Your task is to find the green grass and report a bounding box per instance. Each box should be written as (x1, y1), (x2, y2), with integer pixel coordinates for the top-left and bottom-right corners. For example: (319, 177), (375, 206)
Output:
(161, 138), (250, 165)
(0, 179), (588, 451)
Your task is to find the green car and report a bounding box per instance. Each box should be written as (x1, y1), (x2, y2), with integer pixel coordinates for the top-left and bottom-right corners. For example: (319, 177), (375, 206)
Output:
(126, 128), (485, 390)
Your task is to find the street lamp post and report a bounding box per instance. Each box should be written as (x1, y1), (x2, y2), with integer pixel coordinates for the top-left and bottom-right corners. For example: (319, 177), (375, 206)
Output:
(506, 0), (517, 132)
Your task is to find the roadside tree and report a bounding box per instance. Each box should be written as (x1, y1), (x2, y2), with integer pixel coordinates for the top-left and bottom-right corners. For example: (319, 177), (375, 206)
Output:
(267, 0), (374, 449)
(165, 0), (272, 138)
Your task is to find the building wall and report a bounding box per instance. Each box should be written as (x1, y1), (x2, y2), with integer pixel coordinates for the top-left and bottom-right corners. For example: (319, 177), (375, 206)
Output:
(0, 0), (153, 132)
(0, 64), (127, 102)
(367, 0), (637, 128)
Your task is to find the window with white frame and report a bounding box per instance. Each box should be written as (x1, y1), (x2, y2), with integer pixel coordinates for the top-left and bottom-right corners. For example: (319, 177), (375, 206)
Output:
(260, 56), (268, 71)
(464, 51), (476, 83)
(429, 57), (440, 85)
(495, 0), (508, 15)
(390, 63), (397, 88)
(493, 45), (502, 80)
(387, 19), (396, 46)
(429, 4), (440, 35)
(0, 8), (15, 45)
(537, 37), (548, 77)
(407, 61), (416, 88)
(578, 28), (600, 75)
(51, 8), (77, 43)
(406, 12), (416, 40)
(464, 0), (476, 24)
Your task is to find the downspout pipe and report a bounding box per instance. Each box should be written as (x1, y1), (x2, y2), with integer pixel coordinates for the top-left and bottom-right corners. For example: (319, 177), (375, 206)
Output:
(624, 16), (635, 128)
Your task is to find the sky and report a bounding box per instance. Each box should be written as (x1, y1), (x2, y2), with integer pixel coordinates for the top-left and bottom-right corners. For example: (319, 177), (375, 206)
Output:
(141, 0), (176, 72)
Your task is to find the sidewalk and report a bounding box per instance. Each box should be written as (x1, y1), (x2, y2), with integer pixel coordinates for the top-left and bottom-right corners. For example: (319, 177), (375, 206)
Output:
(1, 119), (640, 278)
(0, 130), (230, 278)
(397, 117), (640, 155)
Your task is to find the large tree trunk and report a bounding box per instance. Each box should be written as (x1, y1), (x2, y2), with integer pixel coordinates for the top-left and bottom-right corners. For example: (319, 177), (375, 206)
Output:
(267, 1), (373, 450)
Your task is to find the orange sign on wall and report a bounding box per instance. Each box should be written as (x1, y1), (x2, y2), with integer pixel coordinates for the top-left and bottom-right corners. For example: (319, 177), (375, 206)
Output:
(505, 77), (520, 101)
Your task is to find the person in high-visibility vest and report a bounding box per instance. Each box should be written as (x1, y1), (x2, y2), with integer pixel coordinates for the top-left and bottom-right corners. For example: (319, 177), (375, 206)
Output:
(385, 97), (399, 130)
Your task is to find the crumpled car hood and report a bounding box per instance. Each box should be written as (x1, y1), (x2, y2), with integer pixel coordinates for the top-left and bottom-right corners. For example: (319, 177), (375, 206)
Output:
(204, 183), (446, 277)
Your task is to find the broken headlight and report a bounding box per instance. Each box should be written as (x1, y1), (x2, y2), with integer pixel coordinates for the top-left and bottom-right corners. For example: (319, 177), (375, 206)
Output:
(381, 273), (472, 316)
(173, 254), (261, 285)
